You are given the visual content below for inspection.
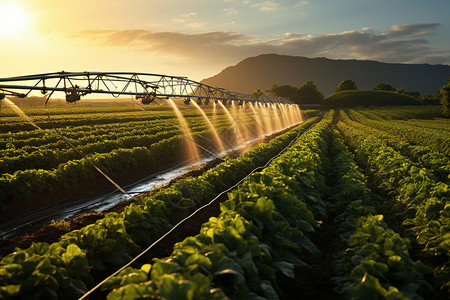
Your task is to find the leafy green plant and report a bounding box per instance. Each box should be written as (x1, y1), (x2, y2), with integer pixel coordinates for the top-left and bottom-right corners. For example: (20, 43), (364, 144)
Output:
(337, 109), (449, 293)
(49, 219), (71, 232)
(0, 116), (319, 298)
(103, 112), (333, 299)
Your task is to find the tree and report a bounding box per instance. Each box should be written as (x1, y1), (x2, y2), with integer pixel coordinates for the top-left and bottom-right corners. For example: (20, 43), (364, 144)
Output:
(405, 91), (420, 98)
(395, 88), (420, 98)
(373, 83), (396, 92)
(251, 88), (263, 98)
(419, 95), (440, 105)
(335, 80), (358, 92)
(297, 81), (323, 104)
(395, 88), (405, 94)
(441, 78), (450, 117)
(266, 84), (299, 101)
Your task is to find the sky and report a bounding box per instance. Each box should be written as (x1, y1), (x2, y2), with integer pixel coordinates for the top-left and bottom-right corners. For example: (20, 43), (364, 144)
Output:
(1, 0), (450, 82)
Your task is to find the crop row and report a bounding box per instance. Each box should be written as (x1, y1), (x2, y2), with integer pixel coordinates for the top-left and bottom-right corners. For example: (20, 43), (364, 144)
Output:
(0, 106), (214, 132)
(342, 110), (450, 182)
(0, 104), (287, 133)
(102, 111), (333, 299)
(0, 136), (180, 202)
(1, 108), (443, 299)
(395, 119), (450, 132)
(329, 131), (433, 299)
(0, 117), (319, 299)
(0, 119), (237, 174)
(349, 107), (449, 155)
(104, 111), (436, 299)
(350, 106), (443, 120)
(0, 115), (235, 149)
(0, 111), (265, 204)
(0, 117), (246, 204)
(0, 112), (256, 177)
(0, 103), (176, 117)
(0, 105), (286, 205)
(0, 118), (178, 146)
(0, 110), (179, 132)
(336, 115), (449, 292)
(0, 126), (185, 201)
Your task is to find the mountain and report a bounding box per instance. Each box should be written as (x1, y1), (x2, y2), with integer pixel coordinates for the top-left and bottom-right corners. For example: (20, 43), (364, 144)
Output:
(201, 54), (450, 96)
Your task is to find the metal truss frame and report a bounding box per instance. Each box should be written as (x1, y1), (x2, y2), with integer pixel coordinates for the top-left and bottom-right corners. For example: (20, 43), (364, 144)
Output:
(0, 71), (290, 104)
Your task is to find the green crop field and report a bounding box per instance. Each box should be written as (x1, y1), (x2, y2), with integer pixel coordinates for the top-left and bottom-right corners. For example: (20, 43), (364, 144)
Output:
(0, 104), (231, 202)
(0, 103), (271, 211)
(0, 104), (448, 299)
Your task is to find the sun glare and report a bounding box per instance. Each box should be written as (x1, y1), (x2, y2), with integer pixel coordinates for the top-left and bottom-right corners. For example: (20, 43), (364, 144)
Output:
(0, 3), (30, 39)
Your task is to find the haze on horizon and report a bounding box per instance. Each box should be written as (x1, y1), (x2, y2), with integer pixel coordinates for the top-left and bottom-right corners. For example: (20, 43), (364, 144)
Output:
(1, 0), (450, 83)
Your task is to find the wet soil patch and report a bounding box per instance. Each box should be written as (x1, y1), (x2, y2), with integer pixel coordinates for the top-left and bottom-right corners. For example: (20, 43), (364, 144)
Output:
(0, 212), (104, 258)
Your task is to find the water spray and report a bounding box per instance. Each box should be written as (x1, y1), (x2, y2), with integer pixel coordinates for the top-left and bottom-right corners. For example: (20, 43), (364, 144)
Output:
(0, 71), (301, 197)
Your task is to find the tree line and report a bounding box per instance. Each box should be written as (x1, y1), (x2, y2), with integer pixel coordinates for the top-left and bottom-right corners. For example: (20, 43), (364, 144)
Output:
(253, 79), (450, 117)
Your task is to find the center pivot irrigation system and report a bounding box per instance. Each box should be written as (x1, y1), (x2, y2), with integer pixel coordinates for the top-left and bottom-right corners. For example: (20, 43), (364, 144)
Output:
(0, 71), (290, 105)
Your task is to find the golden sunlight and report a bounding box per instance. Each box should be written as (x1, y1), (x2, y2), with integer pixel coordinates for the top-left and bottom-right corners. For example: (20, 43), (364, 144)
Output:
(0, 2), (30, 38)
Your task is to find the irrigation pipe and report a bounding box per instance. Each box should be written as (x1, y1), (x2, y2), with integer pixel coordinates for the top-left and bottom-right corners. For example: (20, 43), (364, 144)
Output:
(79, 118), (319, 300)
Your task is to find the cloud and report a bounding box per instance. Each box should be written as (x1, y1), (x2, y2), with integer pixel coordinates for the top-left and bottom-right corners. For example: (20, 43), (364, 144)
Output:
(284, 32), (302, 39)
(76, 23), (450, 67)
(223, 7), (238, 15)
(251, 1), (280, 11)
(189, 22), (207, 29)
(388, 23), (440, 37)
(295, 1), (309, 7)
(77, 30), (257, 53)
(170, 12), (206, 29)
(173, 12), (196, 23)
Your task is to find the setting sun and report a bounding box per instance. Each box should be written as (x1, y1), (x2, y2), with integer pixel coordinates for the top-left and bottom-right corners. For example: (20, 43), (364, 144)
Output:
(0, 2), (30, 38)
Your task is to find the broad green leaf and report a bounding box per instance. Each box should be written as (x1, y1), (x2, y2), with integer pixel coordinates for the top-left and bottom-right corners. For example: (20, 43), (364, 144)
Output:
(260, 280), (279, 300)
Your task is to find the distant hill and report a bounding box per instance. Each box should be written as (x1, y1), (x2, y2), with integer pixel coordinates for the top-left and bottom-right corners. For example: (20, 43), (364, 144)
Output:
(201, 54), (450, 96)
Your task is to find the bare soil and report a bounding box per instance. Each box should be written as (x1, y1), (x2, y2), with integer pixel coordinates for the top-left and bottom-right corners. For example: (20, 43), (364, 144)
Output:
(0, 213), (105, 258)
